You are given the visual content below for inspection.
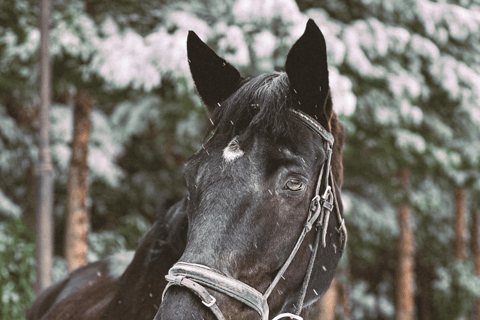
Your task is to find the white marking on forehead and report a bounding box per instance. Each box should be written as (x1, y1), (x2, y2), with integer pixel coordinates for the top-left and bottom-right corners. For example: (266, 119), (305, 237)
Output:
(223, 137), (244, 163)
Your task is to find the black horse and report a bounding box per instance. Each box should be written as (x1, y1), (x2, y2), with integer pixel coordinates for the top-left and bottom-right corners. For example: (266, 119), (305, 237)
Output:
(28, 19), (346, 320)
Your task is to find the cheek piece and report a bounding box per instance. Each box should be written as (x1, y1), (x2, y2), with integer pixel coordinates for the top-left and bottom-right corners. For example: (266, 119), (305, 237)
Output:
(161, 107), (347, 320)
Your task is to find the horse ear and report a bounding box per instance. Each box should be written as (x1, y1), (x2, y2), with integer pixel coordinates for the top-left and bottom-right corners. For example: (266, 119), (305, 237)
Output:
(187, 31), (241, 114)
(286, 19), (333, 131)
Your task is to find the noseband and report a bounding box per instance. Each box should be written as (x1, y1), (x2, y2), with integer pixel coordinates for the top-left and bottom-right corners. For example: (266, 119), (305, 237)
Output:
(162, 108), (347, 320)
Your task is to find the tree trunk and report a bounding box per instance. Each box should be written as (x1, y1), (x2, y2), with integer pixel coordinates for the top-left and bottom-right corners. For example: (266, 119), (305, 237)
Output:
(395, 166), (415, 320)
(35, 0), (54, 295)
(315, 277), (338, 320)
(338, 267), (351, 320)
(24, 166), (37, 231)
(471, 208), (480, 320)
(454, 189), (467, 262)
(64, 93), (93, 272)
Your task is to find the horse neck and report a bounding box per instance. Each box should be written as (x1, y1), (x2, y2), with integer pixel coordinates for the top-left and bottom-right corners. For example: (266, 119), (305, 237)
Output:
(100, 199), (188, 320)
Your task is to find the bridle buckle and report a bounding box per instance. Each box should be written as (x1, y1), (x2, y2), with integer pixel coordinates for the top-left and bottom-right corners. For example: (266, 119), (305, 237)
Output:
(202, 296), (217, 308)
(309, 195), (321, 214)
(306, 195), (321, 231)
(321, 185), (332, 202)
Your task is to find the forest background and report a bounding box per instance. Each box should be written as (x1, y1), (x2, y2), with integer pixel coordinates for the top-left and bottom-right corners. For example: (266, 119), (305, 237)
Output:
(1, 0), (480, 319)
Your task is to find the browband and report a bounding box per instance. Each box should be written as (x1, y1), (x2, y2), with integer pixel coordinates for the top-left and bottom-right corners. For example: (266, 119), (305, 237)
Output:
(290, 109), (334, 146)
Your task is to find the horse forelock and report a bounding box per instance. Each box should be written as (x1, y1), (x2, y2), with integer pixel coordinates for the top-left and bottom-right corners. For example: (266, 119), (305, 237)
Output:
(207, 72), (292, 141)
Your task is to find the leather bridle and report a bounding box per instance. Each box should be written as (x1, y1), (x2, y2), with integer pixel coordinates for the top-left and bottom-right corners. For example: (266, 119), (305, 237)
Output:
(161, 108), (347, 320)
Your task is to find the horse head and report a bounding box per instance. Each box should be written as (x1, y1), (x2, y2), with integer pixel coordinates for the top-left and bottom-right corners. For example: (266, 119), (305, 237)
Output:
(157, 19), (346, 320)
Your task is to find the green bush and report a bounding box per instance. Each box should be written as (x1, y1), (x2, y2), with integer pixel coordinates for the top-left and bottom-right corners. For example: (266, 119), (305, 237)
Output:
(0, 219), (36, 320)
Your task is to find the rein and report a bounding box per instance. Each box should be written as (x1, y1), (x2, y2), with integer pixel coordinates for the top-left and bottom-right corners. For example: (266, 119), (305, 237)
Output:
(162, 108), (347, 320)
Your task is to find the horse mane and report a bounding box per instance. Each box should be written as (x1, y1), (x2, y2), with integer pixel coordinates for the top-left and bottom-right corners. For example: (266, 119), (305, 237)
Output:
(330, 113), (345, 188)
(207, 71), (346, 188)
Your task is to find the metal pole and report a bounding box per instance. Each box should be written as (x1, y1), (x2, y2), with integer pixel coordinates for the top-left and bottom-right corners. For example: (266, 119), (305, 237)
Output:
(35, 0), (54, 296)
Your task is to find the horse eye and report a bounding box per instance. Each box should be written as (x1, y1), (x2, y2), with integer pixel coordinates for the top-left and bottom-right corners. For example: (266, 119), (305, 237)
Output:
(285, 179), (304, 191)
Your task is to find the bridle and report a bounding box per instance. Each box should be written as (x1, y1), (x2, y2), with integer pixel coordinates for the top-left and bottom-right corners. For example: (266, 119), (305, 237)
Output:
(161, 108), (347, 320)
(162, 108), (347, 320)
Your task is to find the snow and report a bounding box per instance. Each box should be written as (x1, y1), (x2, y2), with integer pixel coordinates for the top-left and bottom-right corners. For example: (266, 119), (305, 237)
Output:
(91, 10), (206, 92)
(417, 1), (443, 40)
(100, 16), (119, 37)
(327, 36), (346, 67)
(366, 18), (389, 58)
(107, 251), (135, 278)
(374, 105), (398, 126)
(252, 31), (276, 71)
(340, 193), (352, 214)
(399, 100), (423, 125)
(329, 68), (356, 116)
(418, 0), (480, 45)
(110, 96), (161, 145)
(467, 104), (480, 125)
(232, 0), (302, 25)
(431, 147), (450, 169)
(1, 28), (40, 64)
(253, 30), (276, 59)
(445, 8), (469, 41)
(378, 294), (395, 318)
(395, 129), (426, 154)
(0, 107), (24, 143)
(343, 24), (386, 79)
(167, 11), (210, 40)
(50, 11), (98, 61)
(409, 34), (440, 62)
(93, 30), (161, 91)
(429, 55), (460, 99)
(146, 28), (189, 84)
(387, 66), (422, 100)
(217, 25), (250, 67)
(0, 189), (21, 218)
(351, 281), (377, 319)
(386, 26), (410, 55)
(59, 29), (81, 52)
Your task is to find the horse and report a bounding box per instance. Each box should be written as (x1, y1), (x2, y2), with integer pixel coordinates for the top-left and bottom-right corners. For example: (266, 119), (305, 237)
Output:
(28, 19), (347, 320)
